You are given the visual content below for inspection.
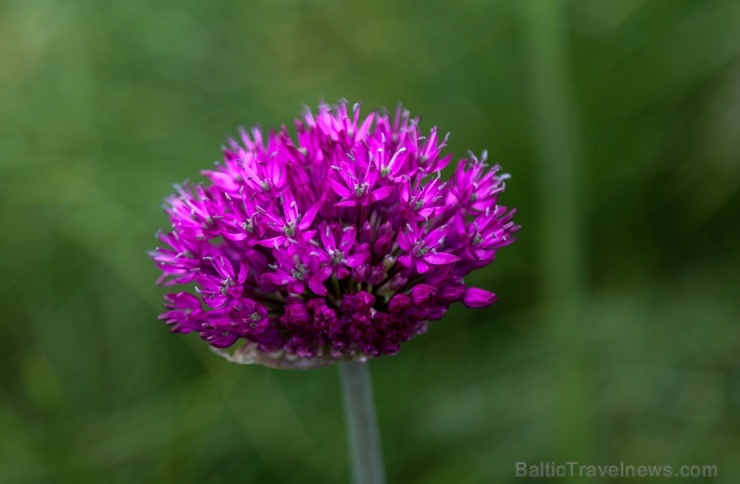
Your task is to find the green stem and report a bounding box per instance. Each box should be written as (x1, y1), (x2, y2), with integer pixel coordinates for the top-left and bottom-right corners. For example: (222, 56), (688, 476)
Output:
(524, 0), (595, 474)
(338, 360), (386, 484)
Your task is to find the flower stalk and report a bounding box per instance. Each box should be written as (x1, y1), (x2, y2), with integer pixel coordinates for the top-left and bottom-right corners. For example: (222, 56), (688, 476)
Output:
(339, 360), (386, 484)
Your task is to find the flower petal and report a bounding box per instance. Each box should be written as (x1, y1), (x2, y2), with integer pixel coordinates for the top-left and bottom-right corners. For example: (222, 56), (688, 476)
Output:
(461, 287), (497, 308)
(424, 252), (460, 265)
(329, 178), (352, 197)
(370, 186), (395, 203)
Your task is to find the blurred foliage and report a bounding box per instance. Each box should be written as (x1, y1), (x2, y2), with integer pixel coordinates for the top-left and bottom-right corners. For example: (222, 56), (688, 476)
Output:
(1, 0), (739, 483)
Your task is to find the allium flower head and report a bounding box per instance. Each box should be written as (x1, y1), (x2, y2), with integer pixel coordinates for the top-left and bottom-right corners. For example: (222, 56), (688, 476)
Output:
(151, 100), (519, 368)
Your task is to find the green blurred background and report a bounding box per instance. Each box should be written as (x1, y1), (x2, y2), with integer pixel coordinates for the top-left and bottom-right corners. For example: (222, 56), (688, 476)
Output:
(1, 0), (739, 482)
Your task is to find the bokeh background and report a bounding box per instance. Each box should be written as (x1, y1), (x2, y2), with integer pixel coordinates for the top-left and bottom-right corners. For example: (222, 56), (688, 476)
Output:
(1, 0), (739, 482)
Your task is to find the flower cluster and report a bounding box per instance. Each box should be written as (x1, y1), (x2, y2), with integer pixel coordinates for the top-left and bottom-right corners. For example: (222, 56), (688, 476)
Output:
(151, 101), (519, 368)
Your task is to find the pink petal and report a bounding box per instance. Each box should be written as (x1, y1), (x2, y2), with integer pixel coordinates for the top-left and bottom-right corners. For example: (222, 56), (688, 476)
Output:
(319, 222), (335, 250)
(314, 265), (333, 282)
(308, 277), (328, 296)
(329, 178), (352, 197)
(345, 252), (369, 268)
(262, 272), (292, 285)
(424, 252), (460, 265)
(398, 255), (412, 267)
(339, 226), (357, 250)
(415, 260), (430, 273)
(370, 186), (395, 203)
(462, 287), (497, 308)
(298, 199), (322, 230)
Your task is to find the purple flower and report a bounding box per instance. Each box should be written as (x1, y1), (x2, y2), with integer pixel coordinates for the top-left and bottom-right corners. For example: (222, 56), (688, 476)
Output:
(151, 100), (519, 368)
